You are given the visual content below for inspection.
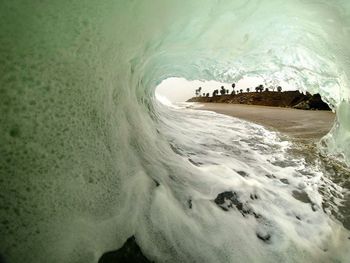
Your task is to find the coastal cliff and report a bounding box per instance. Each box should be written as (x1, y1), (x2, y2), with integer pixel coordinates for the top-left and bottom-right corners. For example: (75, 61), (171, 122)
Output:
(187, 91), (331, 111)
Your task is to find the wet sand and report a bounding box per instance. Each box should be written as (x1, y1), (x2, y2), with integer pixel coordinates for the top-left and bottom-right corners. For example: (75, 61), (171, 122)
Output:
(197, 103), (335, 140)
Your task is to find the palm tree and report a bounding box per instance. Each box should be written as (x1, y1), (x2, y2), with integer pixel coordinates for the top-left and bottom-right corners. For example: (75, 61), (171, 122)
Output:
(195, 87), (202, 96)
(240, 89), (243, 93)
(220, 86), (226, 95)
(246, 88), (250, 92)
(259, 85), (264, 92)
(231, 83), (235, 94)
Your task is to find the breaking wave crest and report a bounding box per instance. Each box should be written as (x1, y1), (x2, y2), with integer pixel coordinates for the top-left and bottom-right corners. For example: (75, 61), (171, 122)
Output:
(1, 0), (350, 262)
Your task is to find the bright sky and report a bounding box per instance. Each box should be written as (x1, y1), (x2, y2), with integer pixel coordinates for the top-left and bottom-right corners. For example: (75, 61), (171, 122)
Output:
(156, 77), (294, 102)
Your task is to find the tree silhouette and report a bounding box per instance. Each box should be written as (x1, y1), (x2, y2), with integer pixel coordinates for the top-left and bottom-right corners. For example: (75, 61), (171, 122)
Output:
(212, 89), (219, 96)
(220, 86), (226, 95)
(246, 88), (250, 92)
(231, 83), (235, 94)
(240, 89), (243, 93)
(195, 87), (202, 96)
(277, 86), (282, 92)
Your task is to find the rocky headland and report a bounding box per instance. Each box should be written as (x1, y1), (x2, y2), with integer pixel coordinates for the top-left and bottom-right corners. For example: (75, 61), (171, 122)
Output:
(187, 91), (331, 111)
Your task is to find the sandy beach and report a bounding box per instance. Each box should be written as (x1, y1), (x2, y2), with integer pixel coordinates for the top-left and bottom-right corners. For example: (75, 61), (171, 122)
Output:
(197, 103), (336, 140)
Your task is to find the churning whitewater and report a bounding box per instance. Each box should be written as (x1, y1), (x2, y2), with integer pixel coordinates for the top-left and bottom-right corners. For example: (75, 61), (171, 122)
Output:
(1, 0), (350, 262)
(149, 101), (350, 262)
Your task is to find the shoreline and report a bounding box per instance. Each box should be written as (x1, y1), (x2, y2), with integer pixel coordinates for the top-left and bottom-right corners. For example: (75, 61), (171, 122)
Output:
(187, 91), (331, 111)
(195, 103), (335, 141)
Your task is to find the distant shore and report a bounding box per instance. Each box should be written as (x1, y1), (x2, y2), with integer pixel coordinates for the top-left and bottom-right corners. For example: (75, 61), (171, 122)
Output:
(196, 103), (335, 140)
(188, 90), (331, 111)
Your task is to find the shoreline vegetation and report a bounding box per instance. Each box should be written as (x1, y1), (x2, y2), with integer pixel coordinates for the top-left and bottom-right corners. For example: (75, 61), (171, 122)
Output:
(187, 85), (331, 111)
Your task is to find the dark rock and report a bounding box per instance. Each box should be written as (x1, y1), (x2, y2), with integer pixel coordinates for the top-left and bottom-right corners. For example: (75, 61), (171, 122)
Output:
(99, 236), (153, 263)
(293, 190), (319, 212)
(293, 94), (331, 111)
(308, 94), (331, 110)
(214, 191), (241, 212)
(292, 190), (312, 204)
(296, 216), (301, 220)
(214, 191), (257, 218)
(293, 101), (310, 110)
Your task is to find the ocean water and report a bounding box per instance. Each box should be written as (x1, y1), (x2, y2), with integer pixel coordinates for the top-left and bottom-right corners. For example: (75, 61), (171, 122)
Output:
(149, 101), (350, 262)
(1, 0), (350, 262)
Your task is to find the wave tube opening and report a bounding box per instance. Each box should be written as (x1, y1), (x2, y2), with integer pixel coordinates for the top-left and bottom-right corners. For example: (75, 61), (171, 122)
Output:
(1, 1), (350, 263)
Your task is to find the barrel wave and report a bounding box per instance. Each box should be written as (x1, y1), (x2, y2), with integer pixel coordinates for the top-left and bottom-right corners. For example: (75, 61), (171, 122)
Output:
(1, 0), (350, 262)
